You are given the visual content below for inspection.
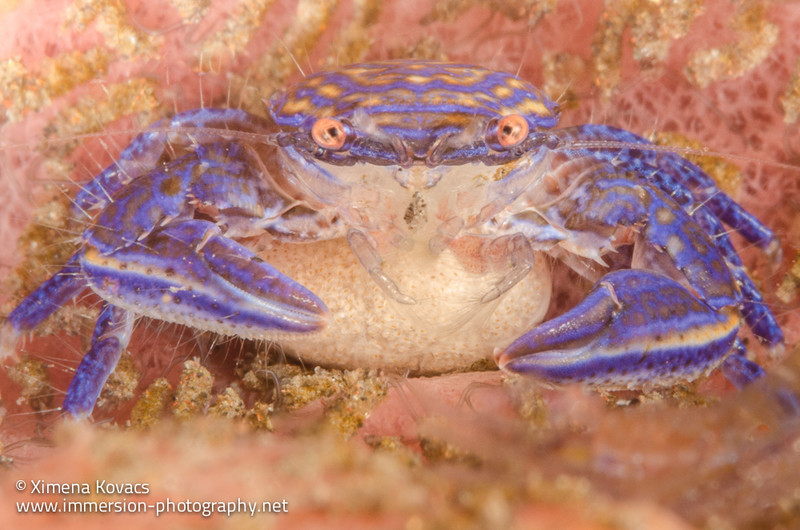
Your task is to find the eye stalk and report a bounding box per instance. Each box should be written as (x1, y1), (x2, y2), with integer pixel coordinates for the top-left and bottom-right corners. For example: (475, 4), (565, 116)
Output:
(495, 114), (529, 148)
(311, 118), (347, 150)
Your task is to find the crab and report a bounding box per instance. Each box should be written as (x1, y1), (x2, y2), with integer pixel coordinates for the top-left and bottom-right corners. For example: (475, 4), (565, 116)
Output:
(2, 60), (784, 418)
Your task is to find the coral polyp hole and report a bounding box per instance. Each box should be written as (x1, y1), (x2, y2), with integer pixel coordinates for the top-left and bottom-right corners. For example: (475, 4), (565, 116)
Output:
(496, 115), (529, 148)
(311, 118), (347, 150)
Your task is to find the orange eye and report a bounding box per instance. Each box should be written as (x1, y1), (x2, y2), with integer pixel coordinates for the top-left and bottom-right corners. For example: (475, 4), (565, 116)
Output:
(496, 115), (529, 148)
(311, 118), (347, 150)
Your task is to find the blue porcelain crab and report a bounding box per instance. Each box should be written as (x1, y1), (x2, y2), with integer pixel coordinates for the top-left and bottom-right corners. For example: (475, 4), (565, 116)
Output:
(2, 60), (784, 418)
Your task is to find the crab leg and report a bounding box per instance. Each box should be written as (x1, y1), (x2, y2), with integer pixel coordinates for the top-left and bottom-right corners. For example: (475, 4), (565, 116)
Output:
(556, 125), (779, 252)
(5, 255), (87, 336)
(495, 269), (750, 387)
(74, 109), (273, 213)
(549, 168), (740, 310)
(62, 303), (134, 418)
(720, 339), (766, 390)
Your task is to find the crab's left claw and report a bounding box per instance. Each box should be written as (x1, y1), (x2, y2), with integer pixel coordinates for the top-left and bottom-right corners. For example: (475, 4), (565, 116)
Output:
(495, 269), (753, 388)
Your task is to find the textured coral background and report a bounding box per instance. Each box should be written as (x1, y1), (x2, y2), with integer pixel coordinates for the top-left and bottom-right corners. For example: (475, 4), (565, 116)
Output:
(1, 0), (799, 528)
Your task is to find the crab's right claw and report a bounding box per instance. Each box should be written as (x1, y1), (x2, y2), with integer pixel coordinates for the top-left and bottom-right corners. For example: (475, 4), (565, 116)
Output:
(495, 270), (747, 388)
(81, 219), (330, 337)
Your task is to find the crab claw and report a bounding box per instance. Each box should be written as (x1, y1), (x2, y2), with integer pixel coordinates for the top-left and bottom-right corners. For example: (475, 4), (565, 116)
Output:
(495, 270), (743, 388)
(81, 219), (329, 337)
